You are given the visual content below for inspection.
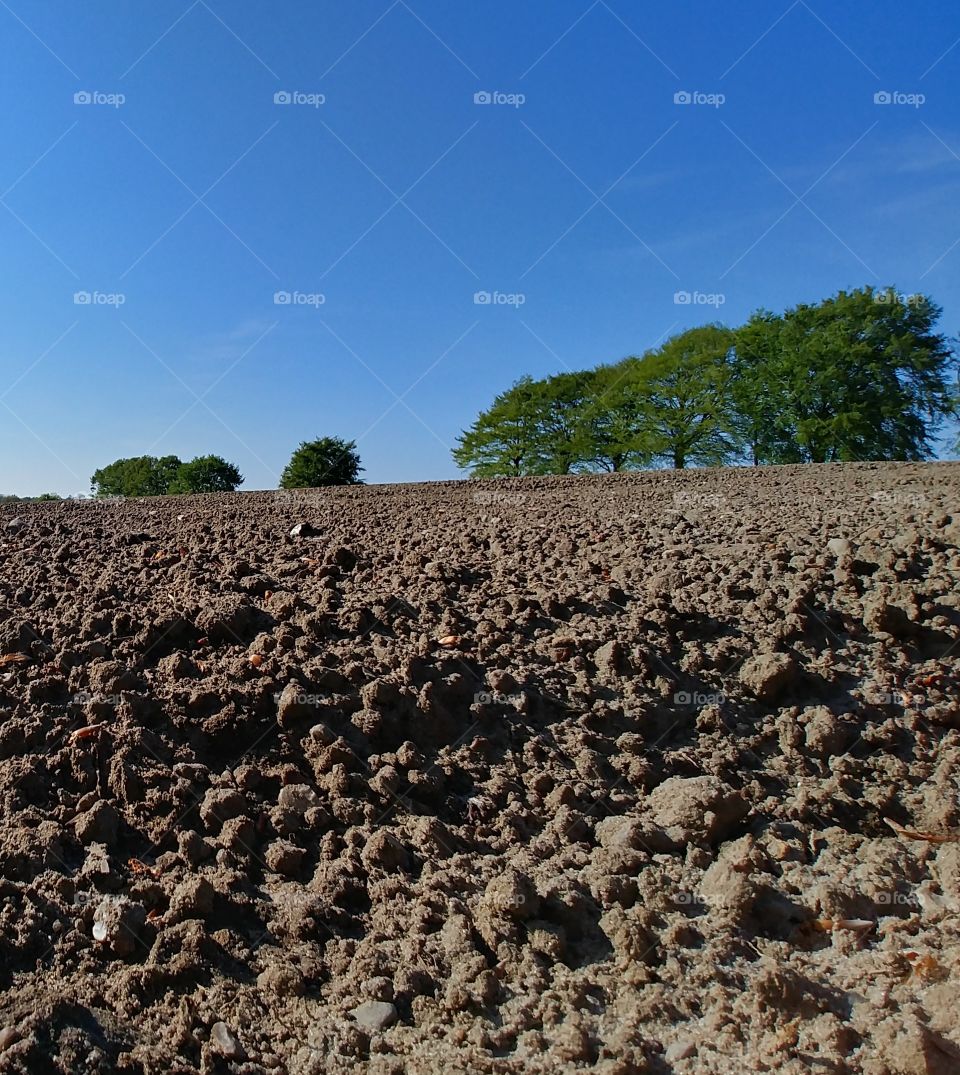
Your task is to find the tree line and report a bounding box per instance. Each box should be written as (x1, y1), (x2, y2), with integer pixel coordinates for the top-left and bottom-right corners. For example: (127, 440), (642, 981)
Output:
(89, 437), (363, 498)
(453, 286), (959, 476)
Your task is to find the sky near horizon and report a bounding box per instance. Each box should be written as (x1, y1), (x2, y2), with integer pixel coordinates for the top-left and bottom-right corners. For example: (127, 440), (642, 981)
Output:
(0, 1), (958, 495)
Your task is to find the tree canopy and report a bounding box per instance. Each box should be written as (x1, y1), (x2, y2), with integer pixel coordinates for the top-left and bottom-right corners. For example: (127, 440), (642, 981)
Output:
(91, 454), (244, 497)
(453, 286), (958, 476)
(280, 437), (364, 489)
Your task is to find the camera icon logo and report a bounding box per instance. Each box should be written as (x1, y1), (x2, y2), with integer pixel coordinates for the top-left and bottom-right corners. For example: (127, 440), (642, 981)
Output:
(73, 291), (91, 305)
(673, 290), (692, 305)
(674, 90), (692, 104)
(473, 291), (492, 305)
(274, 91), (292, 105)
(273, 291), (292, 305)
(474, 91), (492, 105)
(74, 91), (92, 105)
(874, 91), (892, 104)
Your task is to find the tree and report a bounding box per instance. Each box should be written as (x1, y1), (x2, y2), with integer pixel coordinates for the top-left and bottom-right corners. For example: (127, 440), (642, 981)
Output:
(732, 287), (957, 463)
(641, 325), (740, 468)
(534, 371), (595, 474)
(280, 437), (364, 488)
(91, 455), (182, 497)
(168, 455), (243, 494)
(453, 377), (546, 476)
(578, 360), (654, 472)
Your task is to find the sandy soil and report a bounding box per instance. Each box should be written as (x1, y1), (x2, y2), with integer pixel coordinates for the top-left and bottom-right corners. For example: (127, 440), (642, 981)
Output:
(0, 462), (958, 1074)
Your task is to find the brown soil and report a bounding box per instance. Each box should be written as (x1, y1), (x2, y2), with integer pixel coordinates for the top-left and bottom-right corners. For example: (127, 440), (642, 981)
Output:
(0, 462), (958, 1074)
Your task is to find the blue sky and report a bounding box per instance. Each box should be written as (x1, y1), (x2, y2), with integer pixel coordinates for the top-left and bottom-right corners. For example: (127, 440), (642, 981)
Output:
(0, 0), (958, 494)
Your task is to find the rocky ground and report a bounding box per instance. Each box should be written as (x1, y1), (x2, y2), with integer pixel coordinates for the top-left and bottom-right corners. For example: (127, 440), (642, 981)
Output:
(0, 462), (958, 1074)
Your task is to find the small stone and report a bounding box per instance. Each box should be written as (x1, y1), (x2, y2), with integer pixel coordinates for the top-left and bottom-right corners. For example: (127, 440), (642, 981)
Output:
(276, 683), (313, 727)
(0, 1026), (21, 1051)
(289, 523), (319, 539)
(350, 1000), (398, 1032)
(666, 1040), (696, 1062)
(92, 896), (145, 957)
(827, 538), (852, 557)
(278, 784), (318, 814)
(210, 1022), (245, 1060)
(4, 517), (25, 533)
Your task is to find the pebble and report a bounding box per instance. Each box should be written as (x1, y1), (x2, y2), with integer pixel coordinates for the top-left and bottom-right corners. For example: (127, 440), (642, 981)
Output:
(350, 1000), (398, 1032)
(210, 1022), (244, 1060)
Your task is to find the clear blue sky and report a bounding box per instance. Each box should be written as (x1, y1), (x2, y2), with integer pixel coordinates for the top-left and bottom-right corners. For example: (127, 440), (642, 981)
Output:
(1, 0), (958, 494)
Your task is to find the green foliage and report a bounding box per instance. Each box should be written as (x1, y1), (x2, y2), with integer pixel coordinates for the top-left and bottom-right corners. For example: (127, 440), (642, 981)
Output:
(452, 377), (547, 477)
(280, 437), (364, 489)
(91, 454), (243, 497)
(640, 324), (740, 468)
(91, 455), (183, 497)
(733, 287), (957, 463)
(452, 286), (958, 476)
(168, 456), (243, 494)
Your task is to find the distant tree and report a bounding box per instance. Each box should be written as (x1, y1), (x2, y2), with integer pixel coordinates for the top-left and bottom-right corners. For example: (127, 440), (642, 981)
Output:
(91, 455), (182, 497)
(579, 360), (654, 472)
(641, 325), (740, 468)
(732, 287), (957, 463)
(169, 455), (243, 494)
(730, 312), (799, 465)
(35, 492), (62, 501)
(280, 437), (364, 488)
(453, 377), (546, 476)
(534, 371), (595, 474)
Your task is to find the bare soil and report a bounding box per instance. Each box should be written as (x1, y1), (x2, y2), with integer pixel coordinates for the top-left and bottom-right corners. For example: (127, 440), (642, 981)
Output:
(0, 462), (958, 1074)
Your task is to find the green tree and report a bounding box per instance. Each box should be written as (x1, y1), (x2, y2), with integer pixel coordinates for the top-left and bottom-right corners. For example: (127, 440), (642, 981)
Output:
(534, 371), (595, 474)
(641, 325), (740, 469)
(280, 437), (364, 488)
(579, 360), (655, 472)
(168, 455), (243, 494)
(91, 455), (182, 497)
(453, 377), (546, 476)
(732, 287), (957, 463)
